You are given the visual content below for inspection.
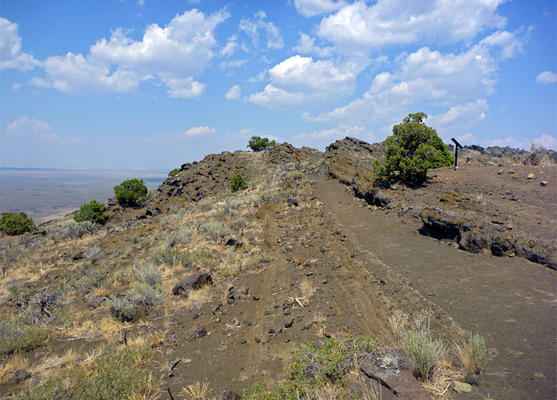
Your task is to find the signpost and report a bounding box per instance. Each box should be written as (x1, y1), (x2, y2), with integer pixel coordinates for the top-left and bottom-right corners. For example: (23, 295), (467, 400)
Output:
(451, 138), (463, 170)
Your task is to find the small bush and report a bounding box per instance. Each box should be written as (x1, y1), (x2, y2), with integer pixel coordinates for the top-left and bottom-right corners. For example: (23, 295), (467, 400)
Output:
(133, 262), (162, 287)
(168, 168), (180, 177)
(114, 179), (148, 206)
(374, 112), (453, 185)
(0, 319), (50, 356)
(0, 212), (35, 235)
(454, 333), (488, 374)
(84, 246), (103, 262)
(247, 136), (277, 152)
(151, 246), (190, 267)
(291, 171), (302, 180)
(57, 220), (101, 240)
(106, 297), (138, 322)
(231, 173), (248, 193)
(200, 220), (230, 241)
(131, 281), (163, 307)
(391, 310), (445, 381)
(74, 199), (107, 225)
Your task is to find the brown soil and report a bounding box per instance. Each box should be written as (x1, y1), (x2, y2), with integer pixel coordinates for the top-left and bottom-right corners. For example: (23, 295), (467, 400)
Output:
(316, 173), (556, 399)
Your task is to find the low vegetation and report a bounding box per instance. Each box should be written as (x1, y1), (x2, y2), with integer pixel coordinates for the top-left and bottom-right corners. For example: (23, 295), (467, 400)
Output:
(0, 212), (35, 235)
(0, 319), (50, 357)
(14, 344), (157, 400)
(168, 168), (180, 177)
(73, 199), (108, 225)
(114, 178), (148, 206)
(454, 333), (488, 375)
(374, 112), (453, 185)
(230, 173), (248, 193)
(247, 136), (277, 152)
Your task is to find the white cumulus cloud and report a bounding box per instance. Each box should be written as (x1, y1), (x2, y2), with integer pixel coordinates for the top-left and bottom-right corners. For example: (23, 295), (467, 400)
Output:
(292, 33), (334, 58)
(182, 126), (215, 137)
(308, 29), (526, 129)
(32, 9), (228, 97)
(4, 116), (79, 143)
(317, 0), (507, 53)
(293, 0), (344, 17)
(0, 18), (40, 71)
(239, 11), (284, 50)
(536, 71), (557, 85)
(225, 85), (241, 100)
(249, 55), (364, 108)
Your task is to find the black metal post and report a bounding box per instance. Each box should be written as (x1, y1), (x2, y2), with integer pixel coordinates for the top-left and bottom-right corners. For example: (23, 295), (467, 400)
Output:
(451, 138), (463, 170)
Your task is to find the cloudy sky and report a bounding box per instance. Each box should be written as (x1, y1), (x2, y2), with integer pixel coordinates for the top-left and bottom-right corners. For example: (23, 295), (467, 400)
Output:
(1, 0), (556, 169)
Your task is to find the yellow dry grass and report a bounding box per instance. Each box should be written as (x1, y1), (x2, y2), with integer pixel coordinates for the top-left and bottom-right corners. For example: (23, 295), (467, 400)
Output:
(0, 353), (30, 383)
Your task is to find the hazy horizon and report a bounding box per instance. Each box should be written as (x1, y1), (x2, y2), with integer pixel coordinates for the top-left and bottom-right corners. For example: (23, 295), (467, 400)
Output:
(0, 169), (167, 224)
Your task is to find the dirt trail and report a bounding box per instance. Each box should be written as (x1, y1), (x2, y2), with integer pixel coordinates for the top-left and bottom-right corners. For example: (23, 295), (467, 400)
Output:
(316, 175), (557, 400)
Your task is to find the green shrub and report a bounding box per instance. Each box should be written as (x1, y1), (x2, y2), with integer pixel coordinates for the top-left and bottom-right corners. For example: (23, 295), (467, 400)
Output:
(373, 112), (453, 185)
(231, 173), (248, 193)
(0, 212), (35, 235)
(106, 297), (138, 322)
(200, 220), (230, 241)
(168, 168), (180, 177)
(150, 246), (191, 267)
(114, 179), (148, 206)
(400, 329), (445, 381)
(247, 136), (277, 152)
(291, 171), (302, 180)
(133, 262), (162, 287)
(74, 200), (107, 225)
(0, 319), (50, 356)
(57, 220), (100, 240)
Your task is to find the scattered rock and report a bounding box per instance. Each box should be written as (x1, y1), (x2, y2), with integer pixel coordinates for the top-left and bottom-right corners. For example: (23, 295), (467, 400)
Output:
(172, 272), (213, 297)
(527, 173), (536, 179)
(465, 374), (480, 386)
(287, 198), (299, 207)
(540, 181), (548, 186)
(185, 325), (207, 341)
(13, 369), (31, 384)
(220, 389), (242, 400)
(284, 317), (294, 328)
(358, 354), (430, 399)
(453, 381), (472, 394)
(239, 284), (249, 296)
(225, 238), (241, 247)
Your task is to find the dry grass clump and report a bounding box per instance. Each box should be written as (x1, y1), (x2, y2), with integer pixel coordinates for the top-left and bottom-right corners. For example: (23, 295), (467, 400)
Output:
(453, 333), (488, 374)
(181, 381), (215, 400)
(389, 310), (446, 382)
(14, 344), (159, 400)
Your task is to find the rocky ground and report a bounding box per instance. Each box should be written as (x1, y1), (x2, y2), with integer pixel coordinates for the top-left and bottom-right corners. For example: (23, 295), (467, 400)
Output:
(0, 139), (555, 399)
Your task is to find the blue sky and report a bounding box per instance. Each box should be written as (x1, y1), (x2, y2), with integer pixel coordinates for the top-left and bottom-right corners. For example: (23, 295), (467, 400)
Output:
(1, 0), (556, 169)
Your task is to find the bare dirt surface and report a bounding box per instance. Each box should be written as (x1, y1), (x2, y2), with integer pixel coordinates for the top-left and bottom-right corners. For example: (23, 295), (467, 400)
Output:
(316, 174), (557, 399)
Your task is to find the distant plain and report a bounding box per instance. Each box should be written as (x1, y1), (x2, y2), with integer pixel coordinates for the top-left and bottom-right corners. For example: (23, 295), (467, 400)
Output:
(0, 168), (167, 224)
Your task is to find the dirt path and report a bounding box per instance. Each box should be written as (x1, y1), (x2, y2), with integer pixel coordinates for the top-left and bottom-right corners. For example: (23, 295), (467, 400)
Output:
(316, 175), (557, 399)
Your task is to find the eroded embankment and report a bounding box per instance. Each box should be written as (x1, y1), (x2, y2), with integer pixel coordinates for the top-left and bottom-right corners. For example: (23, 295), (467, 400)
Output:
(316, 174), (557, 399)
